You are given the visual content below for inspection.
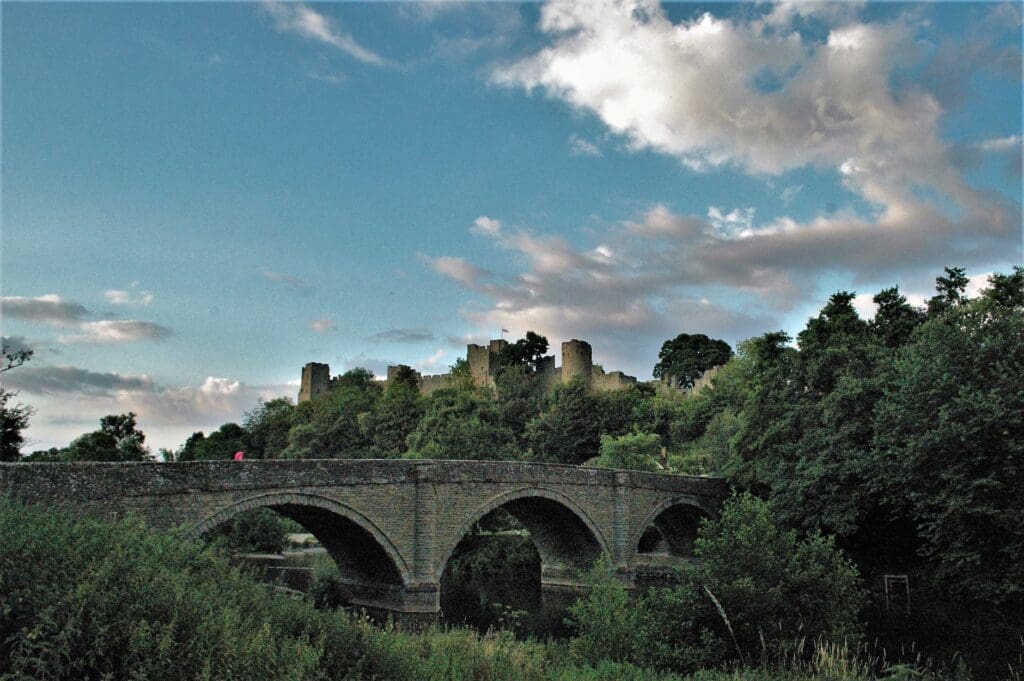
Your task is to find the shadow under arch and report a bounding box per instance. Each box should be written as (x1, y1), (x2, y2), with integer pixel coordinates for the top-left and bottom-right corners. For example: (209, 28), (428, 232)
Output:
(193, 492), (411, 589)
(630, 495), (717, 561)
(436, 486), (611, 584)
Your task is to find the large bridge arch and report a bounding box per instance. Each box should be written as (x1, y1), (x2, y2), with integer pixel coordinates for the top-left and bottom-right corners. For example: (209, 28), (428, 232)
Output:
(436, 486), (611, 584)
(630, 495), (717, 562)
(194, 492), (412, 588)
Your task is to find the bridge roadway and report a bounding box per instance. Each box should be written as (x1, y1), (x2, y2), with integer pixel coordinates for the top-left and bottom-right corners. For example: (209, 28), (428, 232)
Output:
(0, 459), (726, 618)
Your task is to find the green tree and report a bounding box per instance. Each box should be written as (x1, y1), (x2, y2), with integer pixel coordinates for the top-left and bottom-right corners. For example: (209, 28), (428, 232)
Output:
(242, 397), (294, 459)
(873, 274), (1024, 607)
(405, 388), (519, 460)
(64, 413), (151, 462)
(525, 377), (600, 465)
(926, 265), (969, 317)
(176, 431), (206, 461)
(497, 331), (549, 373)
(0, 341), (34, 461)
(365, 379), (423, 458)
(585, 432), (661, 472)
(284, 368), (381, 459)
(871, 286), (925, 348)
(652, 333), (732, 388)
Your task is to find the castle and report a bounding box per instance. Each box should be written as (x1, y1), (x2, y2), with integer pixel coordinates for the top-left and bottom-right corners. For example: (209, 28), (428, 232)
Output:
(298, 338), (644, 402)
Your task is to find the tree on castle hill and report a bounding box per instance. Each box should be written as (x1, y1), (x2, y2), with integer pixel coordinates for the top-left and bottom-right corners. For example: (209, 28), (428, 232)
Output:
(526, 376), (601, 465)
(280, 368), (381, 459)
(363, 375), (423, 458)
(405, 387), (519, 461)
(652, 333), (732, 388)
(242, 397), (294, 460)
(497, 331), (549, 373)
(176, 423), (246, 461)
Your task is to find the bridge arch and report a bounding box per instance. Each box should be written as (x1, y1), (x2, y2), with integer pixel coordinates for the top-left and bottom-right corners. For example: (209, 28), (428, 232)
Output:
(436, 486), (611, 582)
(630, 495), (717, 562)
(193, 492), (412, 587)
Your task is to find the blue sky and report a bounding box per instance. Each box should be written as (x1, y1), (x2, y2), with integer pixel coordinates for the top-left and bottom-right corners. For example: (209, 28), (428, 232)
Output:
(2, 1), (1021, 453)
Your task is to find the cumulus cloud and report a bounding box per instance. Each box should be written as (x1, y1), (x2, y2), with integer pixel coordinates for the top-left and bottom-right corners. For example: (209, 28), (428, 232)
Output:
(707, 206), (756, 238)
(492, 0), (1018, 250)
(310, 318), (337, 334)
(262, 1), (389, 66)
(367, 328), (436, 343)
(58, 321), (173, 344)
(470, 215), (502, 237)
(1, 295), (89, 324)
(104, 288), (154, 306)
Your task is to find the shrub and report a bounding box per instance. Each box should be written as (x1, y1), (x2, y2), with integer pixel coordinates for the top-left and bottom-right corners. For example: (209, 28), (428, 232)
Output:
(585, 432), (662, 472)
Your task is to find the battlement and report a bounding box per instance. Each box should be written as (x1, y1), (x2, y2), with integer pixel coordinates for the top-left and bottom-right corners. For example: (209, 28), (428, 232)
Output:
(297, 337), (722, 403)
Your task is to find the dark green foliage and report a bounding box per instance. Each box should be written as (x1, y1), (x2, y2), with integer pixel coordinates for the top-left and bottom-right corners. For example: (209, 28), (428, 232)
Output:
(526, 377), (601, 464)
(64, 412), (151, 461)
(585, 433), (661, 472)
(364, 378), (423, 457)
(1, 499), (688, 681)
(208, 508), (293, 554)
(569, 495), (865, 675)
(498, 331), (550, 373)
(177, 422), (246, 461)
(405, 387), (519, 460)
(872, 276), (1024, 607)
(243, 398), (294, 459)
(0, 389), (32, 462)
(871, 287), (926, 349)
(283, 369), (381, 459)
(652, 334), (732, 387)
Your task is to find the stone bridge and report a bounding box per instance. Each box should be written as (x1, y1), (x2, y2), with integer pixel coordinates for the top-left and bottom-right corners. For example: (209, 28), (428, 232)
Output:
(0, 459), (726, 618)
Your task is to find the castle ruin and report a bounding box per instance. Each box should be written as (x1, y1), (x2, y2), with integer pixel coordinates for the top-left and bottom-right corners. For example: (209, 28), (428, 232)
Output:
(299, 338), (644, 402)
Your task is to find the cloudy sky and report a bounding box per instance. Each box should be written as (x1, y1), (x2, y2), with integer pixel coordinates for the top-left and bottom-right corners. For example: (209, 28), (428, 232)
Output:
(2, 1), (1021, 453)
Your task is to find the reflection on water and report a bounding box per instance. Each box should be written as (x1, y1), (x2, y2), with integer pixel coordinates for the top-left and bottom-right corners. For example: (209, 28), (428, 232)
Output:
(239, 533), (580, 640)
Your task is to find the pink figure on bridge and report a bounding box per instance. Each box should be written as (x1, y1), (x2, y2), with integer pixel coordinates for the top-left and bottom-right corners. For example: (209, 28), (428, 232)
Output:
(233, 451), (244, 461)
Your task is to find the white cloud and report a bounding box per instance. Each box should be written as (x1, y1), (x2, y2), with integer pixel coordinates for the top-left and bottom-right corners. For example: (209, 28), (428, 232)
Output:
(470, 215), (502, 237)
(310, 318), (337, 334)
(58, 321), (172, 344)
(415, 348), (448, 372)
(492, 0), (1017, 254)
(568, 133), (601, 156)
(262, 2), (389, 66)
(104, 289), (154, 306)
(976, 135), (1022, 153)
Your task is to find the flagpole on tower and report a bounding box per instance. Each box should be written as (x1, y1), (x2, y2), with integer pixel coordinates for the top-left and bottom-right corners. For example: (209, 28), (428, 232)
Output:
(501, 327), (509, 339)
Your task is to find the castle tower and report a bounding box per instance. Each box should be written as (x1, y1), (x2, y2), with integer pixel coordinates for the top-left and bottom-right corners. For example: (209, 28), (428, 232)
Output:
(467, 344), (491, 386)
(299, 362), (331, 403)
(561, 339), (592, 386)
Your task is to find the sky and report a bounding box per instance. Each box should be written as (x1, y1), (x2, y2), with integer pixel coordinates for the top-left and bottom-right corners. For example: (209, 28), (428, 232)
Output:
(2, 1), (1021, 454)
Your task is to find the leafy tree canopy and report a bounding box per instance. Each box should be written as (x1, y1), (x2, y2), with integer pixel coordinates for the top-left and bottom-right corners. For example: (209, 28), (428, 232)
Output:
(652, 334), (732, 388)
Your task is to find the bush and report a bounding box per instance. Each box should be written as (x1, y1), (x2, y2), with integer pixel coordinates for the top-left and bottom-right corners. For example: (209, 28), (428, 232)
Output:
(569, 494), (866, 675)
(585, 432), (662, 472)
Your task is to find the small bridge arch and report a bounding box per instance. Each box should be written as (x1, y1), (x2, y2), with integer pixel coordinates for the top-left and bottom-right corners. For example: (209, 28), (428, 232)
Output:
(630, 494), (716, 562)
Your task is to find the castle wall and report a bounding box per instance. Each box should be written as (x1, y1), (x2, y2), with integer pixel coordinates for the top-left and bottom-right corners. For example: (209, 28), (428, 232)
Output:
(467, 344), (491, 387)
(593, 369), (637, 392)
